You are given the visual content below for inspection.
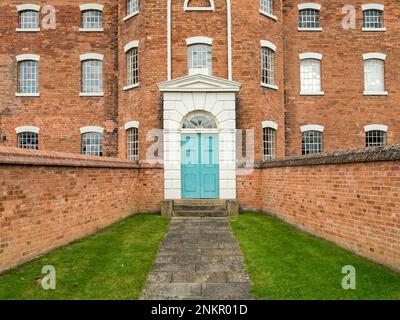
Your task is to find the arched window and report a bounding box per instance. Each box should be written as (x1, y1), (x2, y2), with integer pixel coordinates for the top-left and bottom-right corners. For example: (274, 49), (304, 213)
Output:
(298, 3), (321, 30)
(362, 4), (385, 31)
(301, 125), (324, 155)
(15, 126), (40, 150)
(262, 121), (278, 160)
(363, 53), (386, 95)
(184, 0), (215, 12)
(80, 4), (104, 31)
(80, 126), (104, 156)
(16, 54), (40, 96)
(80, 54), (104, 96)
(300, 53), (323, 95)
(365, 124), (388, 147)
(188, 44), (212, 76)
(124, 41), (139, 89)
(17, 4), (40, 31)
(182, 112), (217, 129)
(261, 40), (277, 89)
(125, 121), (139, 161)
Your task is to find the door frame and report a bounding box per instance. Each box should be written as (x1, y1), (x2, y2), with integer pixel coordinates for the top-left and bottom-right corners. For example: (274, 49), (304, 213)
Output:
(181, 131), (220, 199)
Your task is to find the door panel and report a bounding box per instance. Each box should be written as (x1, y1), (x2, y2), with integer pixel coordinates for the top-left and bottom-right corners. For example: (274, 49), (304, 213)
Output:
(181, 133), (219, 199)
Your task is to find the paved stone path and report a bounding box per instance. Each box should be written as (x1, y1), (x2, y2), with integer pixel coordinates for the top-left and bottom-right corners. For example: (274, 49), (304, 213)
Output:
(141, 217), (253, 300)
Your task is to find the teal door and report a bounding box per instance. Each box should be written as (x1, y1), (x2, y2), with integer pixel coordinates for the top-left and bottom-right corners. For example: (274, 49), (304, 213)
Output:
(181, 134), (219, 199)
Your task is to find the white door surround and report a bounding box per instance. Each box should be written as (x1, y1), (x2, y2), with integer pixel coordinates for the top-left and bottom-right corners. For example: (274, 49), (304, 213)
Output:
(157, 74), (241, 200)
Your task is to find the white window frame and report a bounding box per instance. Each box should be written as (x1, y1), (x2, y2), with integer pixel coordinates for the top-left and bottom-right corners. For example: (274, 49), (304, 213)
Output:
(124, 0), (140, 21)
(298, 3), (322, 31)
(364, 124), (388, 133)
(363, 53), (387, 96)
(80, 127), (104, 157)
(79, 4), (104, 32)
(15, 54), (40, 97)
(80, 54), (104, 97)
(301, 125), (324, 155)
(362, 4), (386, 32)
(16, 4), (41, 32)
(123, 41), (140, 91)
(186, 37), (213, 76)
(260, 40), (278, 90)
(184, 0), (215, 12)
(262, 121), (278, 161)
(125, 121), (139, 161)
(260, 0), (277, 21)
(299, 53), (324, 96)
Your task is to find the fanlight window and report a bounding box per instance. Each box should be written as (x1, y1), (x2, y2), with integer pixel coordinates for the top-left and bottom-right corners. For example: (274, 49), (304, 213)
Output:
(182, 113), (217, 129)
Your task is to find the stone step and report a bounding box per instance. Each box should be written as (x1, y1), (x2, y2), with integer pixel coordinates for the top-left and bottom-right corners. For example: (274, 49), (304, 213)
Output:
(173, 210), (228, 217)
(174, 199), (227, 206)
(174, 205), (227, 211)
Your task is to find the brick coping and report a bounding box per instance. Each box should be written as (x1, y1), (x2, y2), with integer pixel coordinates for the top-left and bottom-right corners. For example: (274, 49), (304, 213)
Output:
(0, 146), (161, 169)
(258, 145), (400, 168)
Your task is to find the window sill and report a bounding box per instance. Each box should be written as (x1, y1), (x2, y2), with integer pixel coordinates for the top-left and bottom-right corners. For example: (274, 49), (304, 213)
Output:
(123, 83), (140, 91)
(79, 28), (104, 32)
(362, 27), (386, 32)
(298, 27), (323, 32)
(363, 91), (388, 96)
(261, 83), (279, 90)
(259, 10), (278, 21)
(16, 28), (40, 32)
(300, 91), (325, 96)
(123, 11), (139, 22)
(15, 92), (40, 97)
(80, 92), (104, 97)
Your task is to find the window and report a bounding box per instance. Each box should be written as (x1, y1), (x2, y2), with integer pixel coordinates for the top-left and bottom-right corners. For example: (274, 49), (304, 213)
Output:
(298, 3), (321, 30)
(363, 53), (386, 95)
(365, 125), (388, 147)
(182, 112), (217, 129)
(16, 55), (40, 96)
(127, 0), (139, 16)
(80, 54), (104, 96)
(79, 4), (104, 31)
(81, 132), (103, 156)
(261, 46), (275, 88)
(184, 0), (215, 12)
(19, 10), (39, 29)
(301, 125), (324, 155)
(187, 39), (212, 75)
(17, 131), (38, 149)
(124, 41), (139, 89)
(127, 128), (139, 161)
(260, 0), (273, 15)
(300, 53), (323, 95)
(82, 10), (103, 29)
(362, 4), (385, 31)
(262, 121), (278, 160)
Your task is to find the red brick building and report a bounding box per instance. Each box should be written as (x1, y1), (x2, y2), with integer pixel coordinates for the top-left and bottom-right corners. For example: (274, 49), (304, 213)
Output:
(0, 0), (397, 201)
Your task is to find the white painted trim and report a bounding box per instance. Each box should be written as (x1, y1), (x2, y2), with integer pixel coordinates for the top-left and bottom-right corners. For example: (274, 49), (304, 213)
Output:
(15, 126), (40, 134)
(123, 83), (140, 91)
(80, 126), (104, 134)
(261, 83), (279, 90)
(298, 3), (321, 11)
(123, 10), (139, 21)
(364, 124), (388, 132)
(186, 36), (213, 46)
(299, 52), (323, 60)
(17, 4), (40, 12)
(16, 54), (40, 62)
(362, 27), (386, 32)
(262, 121), (278, 130)
(361, 3), (384, 11)
(79, 92), (104, 97)
(79, 28), (104, 32)
(260, 40), (277, 52)
(298, 27), (323, 32)
(124, 40), (139, 53)
(363, 52), (386, 61)
(16, 28), (41, 32)
(363, 91), (388, 96)
(80, 53), (104, 61)
(259, 9), (278, 21)
(183, 0), (215, 11)
(301, 124), (324, 132)
(79, 3), (104, 11)
(124, 121), (140, 130)
(227, 0), (232, 80)
(300, 91), (325, 96)
(15, 92), (40, 97)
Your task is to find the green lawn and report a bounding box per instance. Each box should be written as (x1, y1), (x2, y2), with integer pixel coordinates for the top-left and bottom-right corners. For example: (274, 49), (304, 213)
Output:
(0, 214), (170, 300)
(230, 212), (400, 300)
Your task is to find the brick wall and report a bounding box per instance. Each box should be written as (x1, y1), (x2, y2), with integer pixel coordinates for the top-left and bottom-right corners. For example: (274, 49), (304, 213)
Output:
(0, 147), (163, 272)
(254, 145), (400, 271)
